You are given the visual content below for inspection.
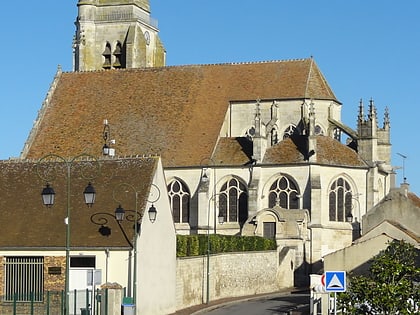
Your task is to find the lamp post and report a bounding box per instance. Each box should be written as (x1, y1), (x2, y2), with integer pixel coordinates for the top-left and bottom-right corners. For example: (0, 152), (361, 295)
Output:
(200, 158), (218, 234)
(346, 194), (362, 240)
(37, 153), (100, 315)
(205, 193), (225, 304)
(90, 204), (157, 298)
(99, 182), (159, 311)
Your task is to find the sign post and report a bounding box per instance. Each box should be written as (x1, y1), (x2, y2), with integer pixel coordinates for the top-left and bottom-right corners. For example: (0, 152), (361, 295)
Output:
(324, 271), (346, 315)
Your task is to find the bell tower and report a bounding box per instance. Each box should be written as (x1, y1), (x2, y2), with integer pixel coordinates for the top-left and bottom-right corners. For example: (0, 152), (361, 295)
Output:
(74, 0), (165, 71)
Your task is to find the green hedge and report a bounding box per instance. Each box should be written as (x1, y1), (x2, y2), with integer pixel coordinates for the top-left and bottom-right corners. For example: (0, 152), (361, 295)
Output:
(176, 234), (276, 257)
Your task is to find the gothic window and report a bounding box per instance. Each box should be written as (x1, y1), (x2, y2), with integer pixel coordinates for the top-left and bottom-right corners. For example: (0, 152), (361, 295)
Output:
(113, 41), (123, 68)
(102, 42), (112, 69)
(271, 128), (278, 145)
(329, 177), (352, 221)
(168, 179), (190, 223)
(283, 125), (296, 139)
(333, 128), (341, 141)
(315, 125), (324, 135)
(218, 178), (248, 224)
(245, 126), (256, 140)
(268, 175), (299, 209)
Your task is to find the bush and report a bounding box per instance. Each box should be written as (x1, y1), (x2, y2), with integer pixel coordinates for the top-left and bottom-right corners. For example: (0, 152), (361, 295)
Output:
(176, 234), (276, 257)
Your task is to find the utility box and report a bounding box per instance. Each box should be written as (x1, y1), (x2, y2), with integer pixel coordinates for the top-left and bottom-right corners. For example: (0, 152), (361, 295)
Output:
(121, 304), (135, 315)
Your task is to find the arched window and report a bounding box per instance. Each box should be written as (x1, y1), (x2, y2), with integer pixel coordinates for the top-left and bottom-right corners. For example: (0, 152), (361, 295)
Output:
(268, 175), (299, 209)
(113, 41), (123, 68)
(283, 125), (296, 139)
(315, 125), (324, 135)
(271, 128), (278, 145)
(329, 177), (352, 221)
(102, 42), (112, 69)
(245, 126), (256, 140)
(167, 179), (190, 223)
(218, 178), (248, 224)
(333, 127), (341, 141)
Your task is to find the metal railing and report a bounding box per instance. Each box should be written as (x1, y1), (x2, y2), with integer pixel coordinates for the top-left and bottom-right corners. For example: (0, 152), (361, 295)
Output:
(0, 289), (104, 315)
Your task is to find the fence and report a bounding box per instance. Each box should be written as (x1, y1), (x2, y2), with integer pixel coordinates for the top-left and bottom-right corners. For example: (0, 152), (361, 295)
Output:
(0, 289), (105, 315)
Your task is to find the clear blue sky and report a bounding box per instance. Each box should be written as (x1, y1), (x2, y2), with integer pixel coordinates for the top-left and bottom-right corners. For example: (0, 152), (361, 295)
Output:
(1, 1), (419, 194)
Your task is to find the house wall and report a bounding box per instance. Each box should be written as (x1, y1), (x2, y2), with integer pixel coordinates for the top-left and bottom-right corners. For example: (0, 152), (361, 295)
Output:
(137, 160), (177, 315)
(323, 234), (393, 273)
(175, 250), (291, 310)
(0, 250), (131, 296)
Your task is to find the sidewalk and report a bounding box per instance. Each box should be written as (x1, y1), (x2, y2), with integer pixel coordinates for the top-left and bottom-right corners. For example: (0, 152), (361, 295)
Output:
(171, 288), (307, 315)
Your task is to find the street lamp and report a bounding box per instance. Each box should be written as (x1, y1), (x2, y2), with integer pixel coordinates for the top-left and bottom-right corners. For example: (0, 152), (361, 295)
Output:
(90, 206), (142, 298)
(103, 182), (160, 312)
(205, 193), (225, 305)
(200, 157), (219, 234)
(37, 153), (100, 315)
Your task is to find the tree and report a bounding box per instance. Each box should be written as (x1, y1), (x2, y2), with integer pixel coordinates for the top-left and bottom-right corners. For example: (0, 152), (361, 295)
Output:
(338, 239), (420, 314)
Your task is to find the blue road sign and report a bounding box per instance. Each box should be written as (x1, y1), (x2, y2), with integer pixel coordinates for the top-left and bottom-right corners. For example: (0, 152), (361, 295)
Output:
(324, 271), (346, 292)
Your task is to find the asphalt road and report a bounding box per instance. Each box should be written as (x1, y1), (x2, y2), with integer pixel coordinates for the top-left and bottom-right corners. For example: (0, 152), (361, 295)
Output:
(200, 293), (310, 315)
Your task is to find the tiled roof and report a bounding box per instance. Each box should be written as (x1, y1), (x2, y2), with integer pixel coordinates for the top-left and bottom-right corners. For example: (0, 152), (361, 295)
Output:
(0, 157), (157, 249)
(23, 58), (338, 167)
(263, 135), (368, 167)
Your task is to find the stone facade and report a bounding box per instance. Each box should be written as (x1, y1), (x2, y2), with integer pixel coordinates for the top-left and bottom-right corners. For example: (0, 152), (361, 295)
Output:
(74, 0), (165, 71)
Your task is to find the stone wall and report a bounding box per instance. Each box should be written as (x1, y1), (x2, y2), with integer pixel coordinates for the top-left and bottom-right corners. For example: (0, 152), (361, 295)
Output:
(176, 250), (291, 310)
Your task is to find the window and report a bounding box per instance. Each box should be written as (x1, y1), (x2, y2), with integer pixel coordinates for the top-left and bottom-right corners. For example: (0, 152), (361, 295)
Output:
(218, 178), (248, 224)
(263, 222), (276, 239)
(333, 127), (341, 141)
(329, 177), (352, 221)
(283, 125), (296, 139)
(70, 256), (95, 268)
(102, 42), (112, 69)
(168, 179), (190, 223)
(245, 126), (256, 140)
(271, 128), (278, 145)
(5, 257), (44, 302)
(268, 176), (299, 209)
(113, 41), (123, 68)
(314, 125), (324, 135)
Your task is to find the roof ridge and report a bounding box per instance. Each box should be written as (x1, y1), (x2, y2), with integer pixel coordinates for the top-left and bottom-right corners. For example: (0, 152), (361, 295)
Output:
(0, 154), (161, 164)
(61, 58), (313, 74)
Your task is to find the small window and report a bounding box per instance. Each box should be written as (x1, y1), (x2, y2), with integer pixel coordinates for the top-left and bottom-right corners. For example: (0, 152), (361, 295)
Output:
(113, 41), (123, 68)
(263, 222), (276, 239)
(245, 126), (256, 140)
(70, 256), (96, 268)
(271, 128), (278, 145)
(102, 42), (112, 69)
(5, 257), (44, 302)
(283, 125), (296, 139)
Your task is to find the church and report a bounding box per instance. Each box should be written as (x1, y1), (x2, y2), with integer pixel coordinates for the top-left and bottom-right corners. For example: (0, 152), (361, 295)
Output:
(20, 0), (396, 280)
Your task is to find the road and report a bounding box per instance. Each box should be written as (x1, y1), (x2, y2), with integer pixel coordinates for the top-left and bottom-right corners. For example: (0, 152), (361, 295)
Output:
(200, 292), (309, 315)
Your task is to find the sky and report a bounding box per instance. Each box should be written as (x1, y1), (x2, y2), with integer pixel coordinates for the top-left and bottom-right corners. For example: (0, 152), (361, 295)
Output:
(0, 1), (419, 194)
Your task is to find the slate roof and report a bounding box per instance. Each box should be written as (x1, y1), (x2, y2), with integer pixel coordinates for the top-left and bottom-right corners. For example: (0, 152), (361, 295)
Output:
(0, 157), (157, 249)
(23, 58), (338, 167)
